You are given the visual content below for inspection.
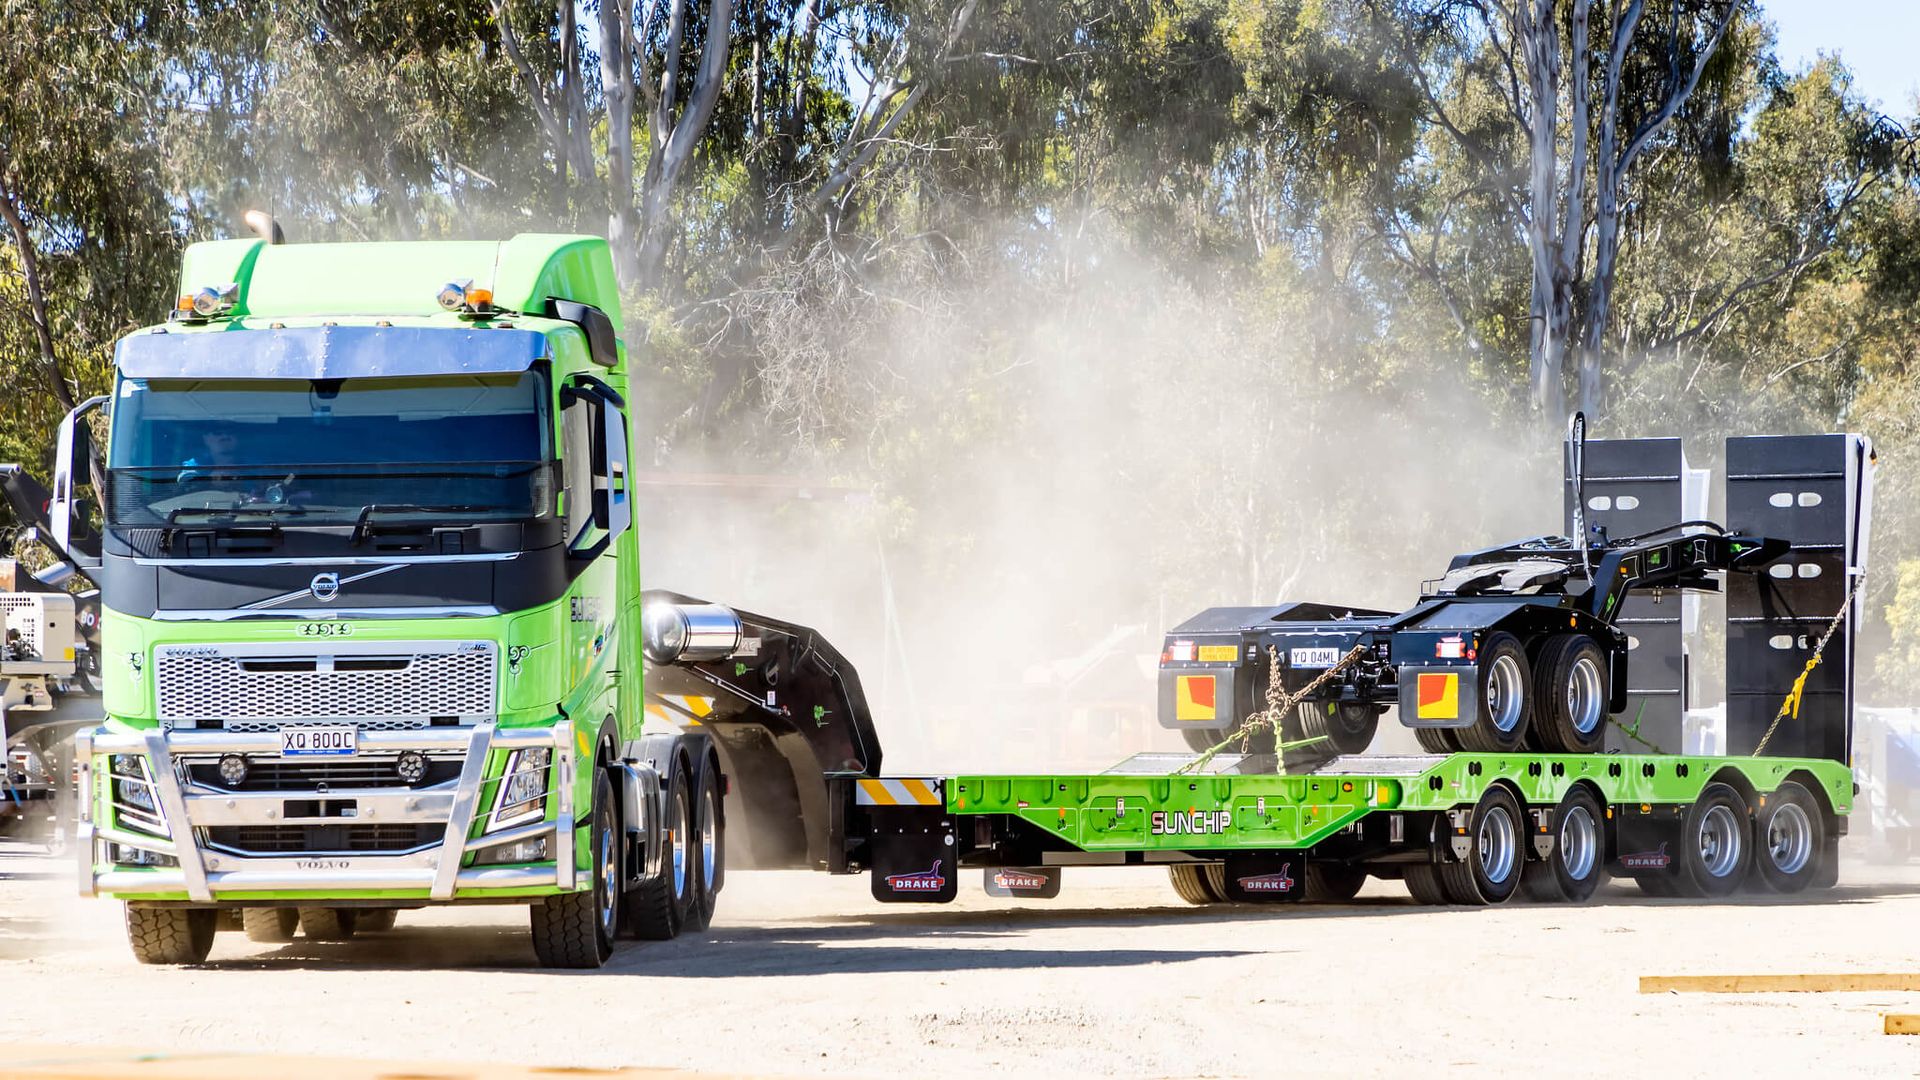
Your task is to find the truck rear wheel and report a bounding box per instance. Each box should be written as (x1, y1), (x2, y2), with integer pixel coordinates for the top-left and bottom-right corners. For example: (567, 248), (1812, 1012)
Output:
(627, 760), (694, 940)
(241, 907), (299, 943)
(685, 759), (724, 931)
(531, 770), (619, 968)
(1754, 781), (1825, 894)
(1520, 787), (1605, 902)
(297, 907), (358, 941)
(1677, 782), (1751, 897)
(356, 909), (398, 933)
(1303, 861), (1366, 902)
(1455, 634), (1531, 752)
(1437, 786), (1525, 904)
(1531, 635), (1607, 753)
(126, 905), (216, 965)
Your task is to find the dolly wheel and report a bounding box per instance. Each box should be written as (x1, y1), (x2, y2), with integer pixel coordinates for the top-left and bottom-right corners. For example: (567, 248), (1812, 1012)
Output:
(1413, 727), (1457, 754)
(1303, 862), (1367, 902)
(1532, 635), (1607, 753)
(1454, 633), (1531, 752)
(1298, 702), (1378, 756)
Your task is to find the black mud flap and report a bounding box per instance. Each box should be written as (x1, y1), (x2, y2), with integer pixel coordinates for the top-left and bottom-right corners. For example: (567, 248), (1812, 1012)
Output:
(868, 805), (958, 903)
(982, 866), (1062, 899)
(1611, 808), (1680, 879)
(1220, 852), (1306, 903)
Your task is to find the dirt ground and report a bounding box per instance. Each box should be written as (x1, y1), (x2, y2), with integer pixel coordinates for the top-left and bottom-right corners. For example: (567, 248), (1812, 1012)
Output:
(2, 838), (1918, 1079)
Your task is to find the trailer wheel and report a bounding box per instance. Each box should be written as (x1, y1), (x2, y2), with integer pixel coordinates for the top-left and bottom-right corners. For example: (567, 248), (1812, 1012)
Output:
(1168, 864), (1217, 905)
(1520, 787), (1605, 902)
(297, 907), (358, 941)
(356, 909), (398, 933)
(1531, 635), (1607, 753)
(531, 770), (619, 968)
(241, 907), (299, 943)
(1676, 782), (1751, 897)
(125, 905), (216, 965)
(1203, 863), (1230, 901)
(1633, 873), (1680, 898)
(1298, 702), (1378, 756)
(1413, 727), (1457, 754)
(1437, 786), (1526, 904)
(685, 760), (725, 931)
(1754, 782), (1825, 894)
(1403, 863), (1451, 905)
(1454, 634), (1531, 752)
(1303, 862), (1367, 902)
(627, 760), (694, 940)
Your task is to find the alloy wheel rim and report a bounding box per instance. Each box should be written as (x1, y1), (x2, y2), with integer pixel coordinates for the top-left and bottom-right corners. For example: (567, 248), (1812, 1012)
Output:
(1567, 655), (1604, 735)
(672, 794), (689, 898)
(1488, 654), (1524, 733)
(701, 786), (718, 892)
(1479, 804), (1517, 883)
(1697, 804), (1743, 877)
(598, 820), (617, 934)
(1560, 804), (1597, 880)
(1767, 803), (1813, 874)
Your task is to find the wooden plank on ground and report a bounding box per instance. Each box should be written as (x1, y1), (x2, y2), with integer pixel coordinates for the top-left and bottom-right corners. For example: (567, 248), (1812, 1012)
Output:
(1640, 973), (1920, 994)
(1887, 1015), (1920, 1035)
(0, 1045), (791, 1080)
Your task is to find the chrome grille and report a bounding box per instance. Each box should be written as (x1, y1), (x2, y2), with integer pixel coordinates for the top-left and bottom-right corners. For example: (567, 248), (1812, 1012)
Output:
(155, 641), (496, 725)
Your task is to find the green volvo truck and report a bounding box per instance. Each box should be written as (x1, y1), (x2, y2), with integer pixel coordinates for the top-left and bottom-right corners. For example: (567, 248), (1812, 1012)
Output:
(55, 233), (1870, 968)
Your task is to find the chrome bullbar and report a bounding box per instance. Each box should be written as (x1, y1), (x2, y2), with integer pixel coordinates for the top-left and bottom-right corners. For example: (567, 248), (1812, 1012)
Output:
(74, 722), (576, 901)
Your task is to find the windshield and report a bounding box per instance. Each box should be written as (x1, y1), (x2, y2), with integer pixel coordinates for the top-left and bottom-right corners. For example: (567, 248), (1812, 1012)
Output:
(105, 371), (554, 527)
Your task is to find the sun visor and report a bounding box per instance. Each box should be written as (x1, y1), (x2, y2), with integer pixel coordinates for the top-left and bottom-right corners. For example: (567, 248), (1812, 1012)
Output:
(116, 325), (549, 380)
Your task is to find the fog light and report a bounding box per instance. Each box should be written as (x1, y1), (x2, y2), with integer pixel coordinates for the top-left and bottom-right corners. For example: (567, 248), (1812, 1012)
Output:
(395, 751), (429, 785)
(217, 754), (249, 787)
(477, 837), (549, 865)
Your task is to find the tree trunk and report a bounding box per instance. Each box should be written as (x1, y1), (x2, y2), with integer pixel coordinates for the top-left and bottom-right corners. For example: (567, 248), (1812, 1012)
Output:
(636, 0), (737, 289)
(598, 0), (642, 288)
(0, 165), (78, 414)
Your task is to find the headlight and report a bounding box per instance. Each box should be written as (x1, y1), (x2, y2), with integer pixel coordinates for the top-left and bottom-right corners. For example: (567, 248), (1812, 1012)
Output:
(490, 747), (550, 828)
(111, 755), (155, 811)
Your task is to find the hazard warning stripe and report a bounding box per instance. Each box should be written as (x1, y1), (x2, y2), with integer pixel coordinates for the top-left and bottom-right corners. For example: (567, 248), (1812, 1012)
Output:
(645, 694), (715, 725)
(856, 778), (943, 806)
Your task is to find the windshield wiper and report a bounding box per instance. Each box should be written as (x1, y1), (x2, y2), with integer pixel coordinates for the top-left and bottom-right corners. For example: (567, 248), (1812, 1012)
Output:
(161, 504), (305, 552)
(350, 504), (492, 545)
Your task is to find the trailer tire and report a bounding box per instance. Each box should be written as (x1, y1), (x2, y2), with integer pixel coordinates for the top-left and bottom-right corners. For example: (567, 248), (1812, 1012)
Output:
(1437, 786), (1526, 904)
(1298, 702), (1378, 756)
(297, 907), (358, 941)
(241, 907), (299, 943)
(1530, 635), (1607, 753)
(356, 909), (398, 933)
(1403, 863), (1451, 905)
(686, 759), (725, 932)
(1676, 782), (1751, 898)
(1413, 727), (1457, 753)
(1303, 862), (1367, 902)
(627, 761), (694, 940)
(1754, 782), (1825, 894)
(531, 770), (619, 968)
(1455, 633), (1532, 752)
(1519, 787), (1605, 902)
(1168, 864), (1217, 905)
(1634, 873), (1681, 898)
(125, 905), (216, 965)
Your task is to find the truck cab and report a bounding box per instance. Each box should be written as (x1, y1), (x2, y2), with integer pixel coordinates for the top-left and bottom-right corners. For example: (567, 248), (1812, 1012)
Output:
(59, 235), (722, 966)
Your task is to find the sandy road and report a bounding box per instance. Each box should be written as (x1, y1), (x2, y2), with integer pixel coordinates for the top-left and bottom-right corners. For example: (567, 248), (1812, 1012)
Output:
(2, 839), (1919, 1078)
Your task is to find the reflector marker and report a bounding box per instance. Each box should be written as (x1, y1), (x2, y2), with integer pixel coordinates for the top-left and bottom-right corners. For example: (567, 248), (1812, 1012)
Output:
(856, 778), (943, 806)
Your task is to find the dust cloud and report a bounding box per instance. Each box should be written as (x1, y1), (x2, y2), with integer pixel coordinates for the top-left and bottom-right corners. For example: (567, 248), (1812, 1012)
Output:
(637, 242), (1558, 774)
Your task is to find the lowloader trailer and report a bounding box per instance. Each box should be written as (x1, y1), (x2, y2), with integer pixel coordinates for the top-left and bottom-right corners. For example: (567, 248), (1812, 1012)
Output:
(48, 232), (1870, 968)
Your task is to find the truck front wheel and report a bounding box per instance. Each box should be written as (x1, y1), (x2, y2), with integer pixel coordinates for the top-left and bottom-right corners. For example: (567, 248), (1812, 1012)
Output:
(126, 905), (216, 965)
(530, 770), (619, 968)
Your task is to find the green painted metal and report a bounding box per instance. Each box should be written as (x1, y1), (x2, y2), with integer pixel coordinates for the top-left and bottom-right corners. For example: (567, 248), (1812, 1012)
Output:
(947, 754), (1852, 854)
(89, 235), (639, 904)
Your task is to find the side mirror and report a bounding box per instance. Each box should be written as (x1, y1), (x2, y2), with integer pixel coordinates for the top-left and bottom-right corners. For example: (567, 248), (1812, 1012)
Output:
(51, 396), (108, 570)
(593, 390), (631, 540)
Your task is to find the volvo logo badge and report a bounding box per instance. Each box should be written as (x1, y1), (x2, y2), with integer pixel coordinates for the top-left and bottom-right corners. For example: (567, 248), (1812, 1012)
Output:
(309, 572), (342, 602)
